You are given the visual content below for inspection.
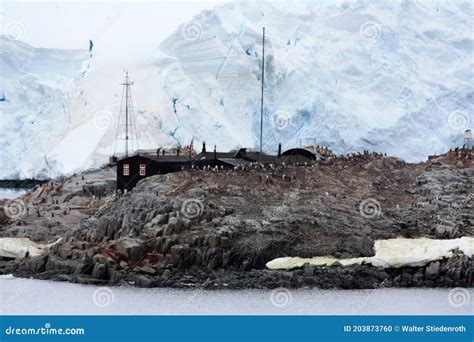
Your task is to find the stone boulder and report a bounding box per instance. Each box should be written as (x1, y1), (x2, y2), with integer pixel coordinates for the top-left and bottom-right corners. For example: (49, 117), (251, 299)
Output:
(92, 263), (109, 280)
(435, 224), (458, 239)
(69, 196), (91, 207)
(116, 237), (145, 262)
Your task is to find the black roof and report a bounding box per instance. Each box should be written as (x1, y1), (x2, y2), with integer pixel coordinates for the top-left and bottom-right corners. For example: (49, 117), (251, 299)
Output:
(281, 148), (325, 160)
(233, 148), (248, 158)
(230, 148), (280, 164)
(152, 155), (191, 163)
(194, 151), (235, 160)
(241, 152), (280, 164)
(118, 149), (283, 165)
(118, 154), (190, 163)
(217, 158), (250, 167)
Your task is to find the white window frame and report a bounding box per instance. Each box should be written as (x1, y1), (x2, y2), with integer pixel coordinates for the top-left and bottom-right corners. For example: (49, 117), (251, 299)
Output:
(123, 164), (130, 176)
(139, 164), (146, 176)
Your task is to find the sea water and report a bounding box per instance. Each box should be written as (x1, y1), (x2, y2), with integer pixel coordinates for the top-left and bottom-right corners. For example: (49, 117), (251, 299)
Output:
(0, 276), (471, 315)
(0, 188), (27, 199)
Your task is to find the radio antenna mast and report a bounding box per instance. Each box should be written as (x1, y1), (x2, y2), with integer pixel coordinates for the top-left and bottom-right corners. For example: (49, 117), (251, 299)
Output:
(114, 70), (139, 157)
(259, 27), (265, 164)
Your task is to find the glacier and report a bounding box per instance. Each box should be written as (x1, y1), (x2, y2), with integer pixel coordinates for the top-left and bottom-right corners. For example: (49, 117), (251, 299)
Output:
(0, 0), (473, 179)
(0, 36), (91, 179)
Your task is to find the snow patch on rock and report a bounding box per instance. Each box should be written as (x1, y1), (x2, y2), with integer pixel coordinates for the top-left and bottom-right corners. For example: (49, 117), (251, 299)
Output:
(266, 237), (474, 270)
(0, 237), (62, 259)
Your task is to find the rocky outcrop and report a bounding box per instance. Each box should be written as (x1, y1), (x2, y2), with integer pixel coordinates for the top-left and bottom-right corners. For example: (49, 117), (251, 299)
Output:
(0, 152), (472, 288)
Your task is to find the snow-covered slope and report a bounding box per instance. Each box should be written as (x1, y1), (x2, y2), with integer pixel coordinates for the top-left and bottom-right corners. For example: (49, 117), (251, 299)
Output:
(1, 0), (473, 179)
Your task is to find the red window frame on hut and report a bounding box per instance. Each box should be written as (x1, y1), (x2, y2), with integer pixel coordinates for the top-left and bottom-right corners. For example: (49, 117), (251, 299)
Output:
(139, 164), (146, 176)
(123, 164), (130, 176)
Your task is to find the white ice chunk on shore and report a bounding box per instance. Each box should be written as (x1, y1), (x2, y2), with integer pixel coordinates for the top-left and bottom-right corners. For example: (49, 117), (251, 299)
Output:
(0, 238), (62, 259)
(265, 237), (474, 270)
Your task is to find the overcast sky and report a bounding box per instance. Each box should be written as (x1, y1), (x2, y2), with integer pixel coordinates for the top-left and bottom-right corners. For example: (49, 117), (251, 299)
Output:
(1, 0), (230, 49)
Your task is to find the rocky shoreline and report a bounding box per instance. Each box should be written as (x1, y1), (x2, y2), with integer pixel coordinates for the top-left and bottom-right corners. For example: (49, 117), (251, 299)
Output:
(0, 150), (472, 289)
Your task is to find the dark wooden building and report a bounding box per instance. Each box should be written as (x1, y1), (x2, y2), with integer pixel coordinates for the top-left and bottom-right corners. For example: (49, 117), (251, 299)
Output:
(116, 143), (328, 191)
(117, 154), (190, 192)
(233, 148), (281, 164)
(117, 149), (251, 191)
(280, 147), (325, 165)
